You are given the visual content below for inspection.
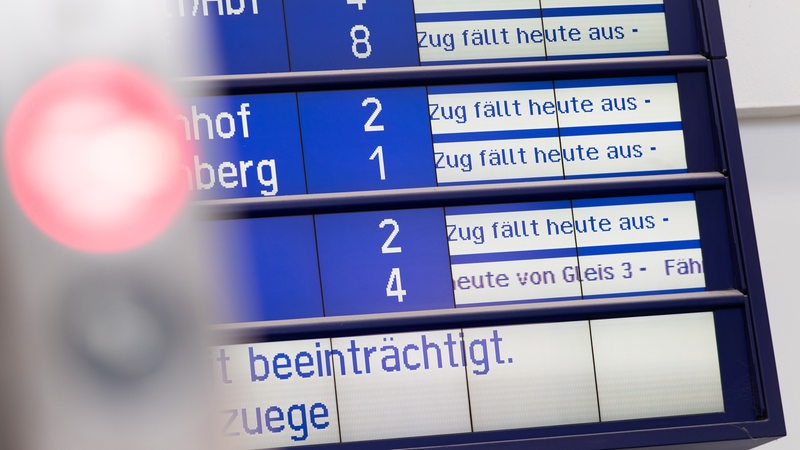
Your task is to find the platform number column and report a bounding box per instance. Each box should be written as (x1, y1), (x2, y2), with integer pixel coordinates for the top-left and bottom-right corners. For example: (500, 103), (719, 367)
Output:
(299, 87), (437, 194)
(363, 97), (387, 181)
(379, 218), (406, 302)
(347, 0), (372, 59)
(315, 209), (456, 316)
(284, 0), (419, 71)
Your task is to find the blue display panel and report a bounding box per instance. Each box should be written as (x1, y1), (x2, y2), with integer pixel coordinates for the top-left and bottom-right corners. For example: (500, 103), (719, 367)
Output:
(284, 0), (419, 71)
(181, 94), (306, 200)
(298, 87), (436, 193)
(207, 216), (323, 322)
(167, 0), (290, 75)
(315, 208), (454, 316)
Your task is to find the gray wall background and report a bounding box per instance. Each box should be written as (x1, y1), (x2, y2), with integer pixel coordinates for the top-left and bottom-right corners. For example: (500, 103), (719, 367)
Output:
(719, 1), (800, 447)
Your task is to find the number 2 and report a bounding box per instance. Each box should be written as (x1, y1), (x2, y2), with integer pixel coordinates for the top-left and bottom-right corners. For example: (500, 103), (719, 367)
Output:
(362, 97), (384, 132)
(379, 219), (401, 254)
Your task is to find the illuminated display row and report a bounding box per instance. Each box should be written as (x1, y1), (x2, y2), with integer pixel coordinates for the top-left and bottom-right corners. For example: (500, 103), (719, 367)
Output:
(169, 0), (672, 75)
(209, 194), (704, 323)
(185, 76), (697, 201)
(214, 312), (724, 448)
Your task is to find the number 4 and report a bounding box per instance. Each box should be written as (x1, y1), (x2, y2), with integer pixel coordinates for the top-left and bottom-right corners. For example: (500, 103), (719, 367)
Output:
(347, 0), (366, 10)
(386, 268), (407, 302)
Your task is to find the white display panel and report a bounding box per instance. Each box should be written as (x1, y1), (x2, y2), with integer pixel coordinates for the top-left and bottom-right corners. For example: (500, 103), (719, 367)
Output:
(446, 196), (704, 306)
(464, 322), (599, 431)
(414, 0), (669, 63)
(213, 340), (340, 448)
(574, 197), (704, 296)
(213, 312), (726, 448)
(417, 19), (547, 63)
(543, 0), (663, 6)
(429, 78), (687, 185)
(428, 87), (558, 135)
(560, 130), (686, 177)
(591, 312), (725, 421)
(553, 81), (681, 129)
(578, 248), (705, 297)
(574, 198), (700, 247)
(541, 12), (668, 58)
(331, 330), (472, 441)
(451, 257), (582, 305)
(434, 137), (565, 183)
(446, 206), (576, 256)
(556, 79), (686, 178)
(414, 0), (536, 14)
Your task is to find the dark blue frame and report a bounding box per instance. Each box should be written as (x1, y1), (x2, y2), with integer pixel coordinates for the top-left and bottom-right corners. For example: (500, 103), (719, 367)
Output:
(190, 1), (785, 448)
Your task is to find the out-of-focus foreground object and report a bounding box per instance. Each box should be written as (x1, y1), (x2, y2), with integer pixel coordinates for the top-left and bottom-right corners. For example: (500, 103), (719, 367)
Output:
(0, 1), (214, 450)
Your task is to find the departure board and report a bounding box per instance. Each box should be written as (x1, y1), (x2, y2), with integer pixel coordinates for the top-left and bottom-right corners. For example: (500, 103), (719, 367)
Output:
(176, 1), (784, 449)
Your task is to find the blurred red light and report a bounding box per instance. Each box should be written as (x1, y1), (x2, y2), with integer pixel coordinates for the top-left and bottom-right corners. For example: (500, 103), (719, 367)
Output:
(4, 60), (192, 253)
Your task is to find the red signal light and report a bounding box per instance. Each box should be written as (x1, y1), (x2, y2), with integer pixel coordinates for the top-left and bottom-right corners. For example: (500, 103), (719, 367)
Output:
(4, 60), (192, 253)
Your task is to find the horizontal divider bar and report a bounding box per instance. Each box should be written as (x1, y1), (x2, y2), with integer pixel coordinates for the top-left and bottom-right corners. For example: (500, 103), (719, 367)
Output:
(179, 55), (711, 95)
(212, 288), (746, 344)
(195, 172), (728, 220)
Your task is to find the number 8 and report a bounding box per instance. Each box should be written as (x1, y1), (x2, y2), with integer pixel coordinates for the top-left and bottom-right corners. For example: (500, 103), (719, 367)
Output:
(350, 25), (372, 59)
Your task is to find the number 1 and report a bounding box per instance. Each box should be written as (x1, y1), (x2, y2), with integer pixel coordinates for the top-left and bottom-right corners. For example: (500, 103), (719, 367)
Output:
(347, 0), (366, 10)
(369, 145), (385, 180)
